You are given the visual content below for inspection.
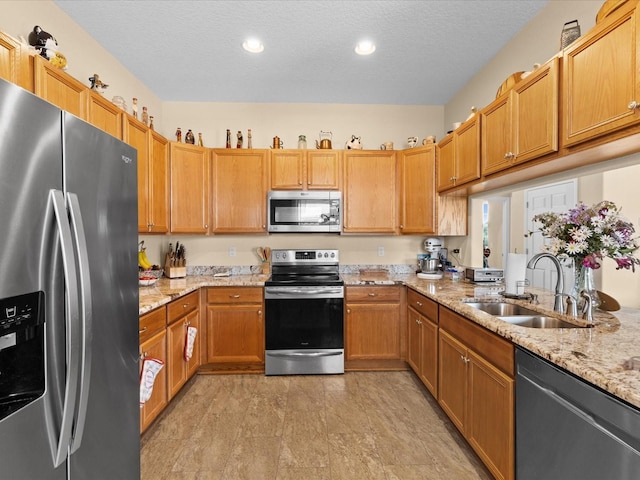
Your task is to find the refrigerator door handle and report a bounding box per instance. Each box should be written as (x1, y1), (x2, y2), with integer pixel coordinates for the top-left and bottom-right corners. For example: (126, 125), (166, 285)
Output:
(50, 190), (81, 468)
(66, 193), (93, 454)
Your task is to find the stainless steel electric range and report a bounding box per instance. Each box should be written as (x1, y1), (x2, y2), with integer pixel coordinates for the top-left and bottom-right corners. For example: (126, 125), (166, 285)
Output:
(264, 249), (344, 375)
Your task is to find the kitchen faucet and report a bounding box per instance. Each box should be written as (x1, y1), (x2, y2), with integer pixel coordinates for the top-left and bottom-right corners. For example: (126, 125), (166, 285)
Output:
(527, 253), (565, 314)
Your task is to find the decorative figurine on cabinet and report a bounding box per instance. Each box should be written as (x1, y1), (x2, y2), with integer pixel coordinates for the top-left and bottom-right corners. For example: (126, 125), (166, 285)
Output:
(88, 74), (108, 94)
(27, 25), (67, 69)
(141, 106), (149, 126)
(198, 133), (204, 146)
(149, 116), (154, 130)
(132, 98), (138, 119)
(185, 129), (195, 144)
(237, 130), (243, 148)
(226, 129), (231, 148)
(345, 135), (362, 149)
(175, 127), (182, 142)
(247, 129), (253, 149)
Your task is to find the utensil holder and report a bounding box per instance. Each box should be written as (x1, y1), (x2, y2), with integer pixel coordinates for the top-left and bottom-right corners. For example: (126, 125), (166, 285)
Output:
(560, 20), (581, 49)
(261, 262), (271, 275)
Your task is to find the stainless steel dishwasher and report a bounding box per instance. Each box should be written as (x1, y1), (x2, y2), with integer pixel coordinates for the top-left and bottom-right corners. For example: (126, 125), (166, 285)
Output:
(516, 347), (640, 480)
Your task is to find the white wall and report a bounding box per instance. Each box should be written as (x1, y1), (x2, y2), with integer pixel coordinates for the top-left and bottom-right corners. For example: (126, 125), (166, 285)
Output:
(1, 1), (163, 130)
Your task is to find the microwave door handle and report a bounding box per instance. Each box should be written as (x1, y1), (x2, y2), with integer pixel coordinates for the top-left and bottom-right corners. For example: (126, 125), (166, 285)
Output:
(49, 190), (81, 468)
(66, 193), (93, 453)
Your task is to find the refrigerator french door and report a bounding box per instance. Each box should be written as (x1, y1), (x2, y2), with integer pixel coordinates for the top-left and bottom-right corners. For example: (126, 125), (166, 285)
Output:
(0, 78), (140, 479)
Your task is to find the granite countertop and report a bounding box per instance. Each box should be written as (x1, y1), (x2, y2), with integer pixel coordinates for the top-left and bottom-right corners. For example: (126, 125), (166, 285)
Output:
(139, 272), (640, 409)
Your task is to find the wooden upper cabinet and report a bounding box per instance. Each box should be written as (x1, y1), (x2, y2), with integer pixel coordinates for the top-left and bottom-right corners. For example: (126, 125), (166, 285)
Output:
(398, 145), (436, 234)
(33, 55), (87, 118)
(563, 2), (640, 147)
(170, 142), (210, 234)
(482, 58), (559, 175)
(270, 150), (341, 190)
(123, 115), (152, 233)
(211, 149), (269, 233)
(343, 150), (397, 233)
(306, 150), (341, 189)
(437, 116), (480, 192)
(146, 130), (170, 233)
(87, 90), (123, 138)
(0, 31), (31, 91)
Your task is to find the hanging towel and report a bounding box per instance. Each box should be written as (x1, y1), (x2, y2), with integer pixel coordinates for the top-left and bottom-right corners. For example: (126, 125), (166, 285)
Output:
(140, 357), (164, 406)
(184, 326), (198, 362)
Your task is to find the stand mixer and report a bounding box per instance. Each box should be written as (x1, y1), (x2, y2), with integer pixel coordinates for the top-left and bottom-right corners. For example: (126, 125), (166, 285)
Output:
(417, 237), (446, 280)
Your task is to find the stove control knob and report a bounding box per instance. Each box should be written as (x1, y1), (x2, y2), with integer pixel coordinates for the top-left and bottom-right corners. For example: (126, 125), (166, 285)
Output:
(330, 252), (335, 258)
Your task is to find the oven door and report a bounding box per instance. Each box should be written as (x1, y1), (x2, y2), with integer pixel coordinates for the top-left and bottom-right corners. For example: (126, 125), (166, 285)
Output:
(264, 285), (344, 375)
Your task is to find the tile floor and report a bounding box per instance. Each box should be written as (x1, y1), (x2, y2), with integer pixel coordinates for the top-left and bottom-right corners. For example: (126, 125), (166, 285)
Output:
(141, 371), (493, 480)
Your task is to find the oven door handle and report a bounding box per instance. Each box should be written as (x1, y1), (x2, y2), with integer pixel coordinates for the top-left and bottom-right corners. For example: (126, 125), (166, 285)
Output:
(267, 351), (343, 358)
(264, 287), (344, 299)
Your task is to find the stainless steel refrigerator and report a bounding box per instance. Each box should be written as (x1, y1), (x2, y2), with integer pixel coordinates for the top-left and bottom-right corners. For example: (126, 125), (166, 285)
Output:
(0, 78), (140, 479)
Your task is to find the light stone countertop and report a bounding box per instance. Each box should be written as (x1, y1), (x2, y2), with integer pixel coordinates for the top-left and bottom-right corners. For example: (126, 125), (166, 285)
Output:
(139, 273), (640, 409)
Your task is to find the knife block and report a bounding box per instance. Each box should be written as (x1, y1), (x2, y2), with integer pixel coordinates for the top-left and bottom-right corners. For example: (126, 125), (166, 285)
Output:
(164, 266), (186, 278)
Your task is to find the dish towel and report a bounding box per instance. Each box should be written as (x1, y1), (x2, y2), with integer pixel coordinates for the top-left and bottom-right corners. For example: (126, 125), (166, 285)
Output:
(140, 357), (164, 406)
(184, 326), (198, 362)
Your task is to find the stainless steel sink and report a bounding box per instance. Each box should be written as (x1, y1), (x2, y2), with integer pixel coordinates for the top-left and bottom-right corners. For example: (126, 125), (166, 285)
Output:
(464, 302), (588, 328)
(497, 315), (584, 328)
(464, 302), (540, 316)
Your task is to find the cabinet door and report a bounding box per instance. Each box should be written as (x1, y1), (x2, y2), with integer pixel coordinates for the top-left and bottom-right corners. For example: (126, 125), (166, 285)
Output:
(563, 5), (640, 146)
(455, 117), (481, 185)
(140, 330), (167, 433)
(0, 31), (31, 90)
(167, 317), (188, 400)
(481, 95), (512, 176)
(438, 330), (467, 432)
(270, 150), (304, 189)
(345, 303), (400, 360)
(206, 305), (264, 363)
(343, 151), (397, 233)
(306, 151), (341, 189)
(170, 143), (210, 234)
(123, 115), (151, 233)
(419, 317), (438, 398)
(87, 90), (123, 138)
(148, 130), (170, 233)
(436, 136), (455, 191)
(512, 57), (558, 164)
(33, 56), (87, 118)
(407, 308), (422, 373)
(467, 350), (514, 480)
(399, 146), (435, 234)
(211, 149), (268, 233)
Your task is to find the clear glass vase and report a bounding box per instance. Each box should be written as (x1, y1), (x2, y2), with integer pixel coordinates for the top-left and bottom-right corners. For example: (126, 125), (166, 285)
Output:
(571, 261), (601, 311)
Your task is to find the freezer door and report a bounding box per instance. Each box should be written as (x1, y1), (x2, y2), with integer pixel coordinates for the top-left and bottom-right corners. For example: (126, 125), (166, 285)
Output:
(0, 79), (67, 479)
(63, 113), (140, 479)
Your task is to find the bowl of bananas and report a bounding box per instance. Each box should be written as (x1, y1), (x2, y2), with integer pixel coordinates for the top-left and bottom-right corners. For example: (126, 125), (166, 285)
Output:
(138, 241), (162, 285)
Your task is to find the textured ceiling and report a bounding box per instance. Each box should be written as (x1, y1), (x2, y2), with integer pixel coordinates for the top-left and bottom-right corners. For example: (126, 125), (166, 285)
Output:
(53, 0), (548, 105)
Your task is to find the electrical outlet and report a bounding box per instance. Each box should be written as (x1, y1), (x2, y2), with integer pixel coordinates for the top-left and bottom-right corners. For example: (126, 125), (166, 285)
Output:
(378, 246), (384, 257)
(452, 249), (461, 254)
(229, 246), (236, 257)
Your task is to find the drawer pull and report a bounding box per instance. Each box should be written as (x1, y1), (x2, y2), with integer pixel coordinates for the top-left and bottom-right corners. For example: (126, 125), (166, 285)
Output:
(416, 301), (423, 306)
(183, 302), (190, 308)
(628, 100), (639, 110)
(139, 327), (147, 334)
(368, 293), (377, 297)
(230, 294), (241, 299)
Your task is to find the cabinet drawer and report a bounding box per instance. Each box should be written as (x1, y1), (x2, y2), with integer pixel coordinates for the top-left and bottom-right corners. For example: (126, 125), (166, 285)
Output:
(439, 306), (514, 376)
(207, 287), (263, 304)
(346, 285), (401, 303)
(407, 289), (438, 320)
(139, 307), (166, 343)
(167, 290), (199, 324)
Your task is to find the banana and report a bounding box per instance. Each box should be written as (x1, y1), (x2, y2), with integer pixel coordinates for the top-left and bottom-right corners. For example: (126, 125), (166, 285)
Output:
(138, 250), (152, 270)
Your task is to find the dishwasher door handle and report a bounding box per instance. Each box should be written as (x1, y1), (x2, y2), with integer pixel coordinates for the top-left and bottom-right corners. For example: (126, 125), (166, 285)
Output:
(267, 351), (343, 358)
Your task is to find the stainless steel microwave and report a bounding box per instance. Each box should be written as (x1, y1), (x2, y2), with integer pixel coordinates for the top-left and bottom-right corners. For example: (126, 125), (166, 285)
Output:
(267, 191), (342, 233)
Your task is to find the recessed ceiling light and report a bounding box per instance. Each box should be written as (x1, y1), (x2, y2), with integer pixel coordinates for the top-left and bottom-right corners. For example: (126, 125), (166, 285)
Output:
(242, 38), (264, 53)
(355, 40), (376, 55)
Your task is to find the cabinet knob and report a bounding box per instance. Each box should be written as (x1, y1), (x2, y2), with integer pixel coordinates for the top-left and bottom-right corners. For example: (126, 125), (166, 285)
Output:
(185, 320), (190, 326)
(204, 224), (209, 229)
(262, 225), (266, 229)
(400, 225), (404, 229)
(299, 181), (303, 185)
(257, 310), (262, 315)
(347, 309), (351, 314)
(628, 100), (639, 110)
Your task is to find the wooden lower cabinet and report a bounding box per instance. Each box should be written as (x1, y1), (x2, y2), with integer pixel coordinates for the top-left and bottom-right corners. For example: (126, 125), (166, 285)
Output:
(206, 287), (264, 364)
(438, 307), (515, 480)
(407, 289), (438, 396)
(345, 286), (403, 361)
(166, 291), (200, 400)
(139, 307), (168, 433)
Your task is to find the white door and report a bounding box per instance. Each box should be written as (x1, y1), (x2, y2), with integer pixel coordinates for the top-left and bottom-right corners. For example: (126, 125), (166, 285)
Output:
(525, 180), (577, 292)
